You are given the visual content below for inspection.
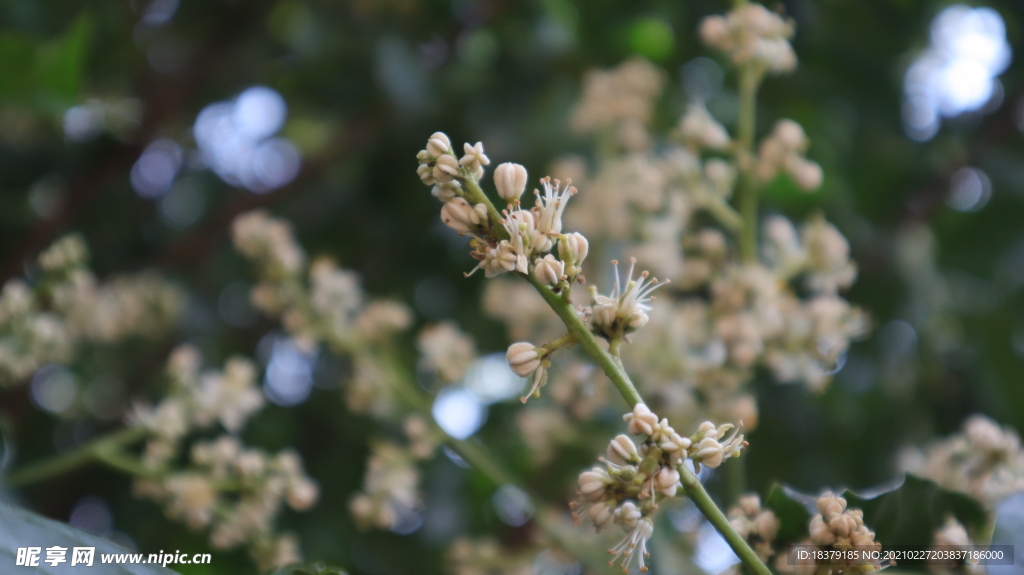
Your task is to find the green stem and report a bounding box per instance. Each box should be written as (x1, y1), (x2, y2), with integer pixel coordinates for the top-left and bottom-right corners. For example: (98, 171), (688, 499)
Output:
(3, 426), (148, 488)
(524, 273), (773, 575)
(705, 194), (744, 233)
(524, 274), (642, 407)
(462, 177), (509, 241)
(542, 332), (576, 354)
(680, 463), (772, 575)
(735, 65), (763, 263)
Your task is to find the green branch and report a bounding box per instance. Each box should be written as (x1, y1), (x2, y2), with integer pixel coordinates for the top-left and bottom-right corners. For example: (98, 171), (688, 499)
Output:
(3, 426), (148, 488)
(735, 64), (764, 263)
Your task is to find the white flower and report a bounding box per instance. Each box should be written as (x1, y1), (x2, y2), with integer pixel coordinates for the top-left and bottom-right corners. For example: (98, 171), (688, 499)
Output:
(533, 254), (565, 287)
(506, 342), (541, 377)
(589, 258), (667, 338)
(623, 403), (659, 437)
(467, 241), (520, 278)
(440, 198), (488, 234)
(609, 517), (655, 573)
(532, 177), (576, 237)
(494, 162), (528, 203)
(459, 142), (491, 173)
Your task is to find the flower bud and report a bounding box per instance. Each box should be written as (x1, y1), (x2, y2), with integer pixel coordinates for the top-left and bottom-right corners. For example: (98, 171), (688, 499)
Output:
(533, 255), (565, 287)
(790, 158), (823, 191)
(654, 466), (680, 496)
(431, 184), (457, 202)
(588, 501), (615, 529)
(809, 515), (837, 546)
(623, 403), (659, 437)
(754, 511), (780, 541)
(615, 501), (641, 527)
(578, 468), (609, 498)
(440, 198), (487, 234)
(433, 154), (461, 182)
(774, 120), (806, 151)
(606, 434), (640, 465)
(558, 232), (589, 271)
(693, 437), (725, 468)
(426, 132), (451, 157)
(506, 342), (540, 377)
(700, 16), (729, 48)
(494, 162), (528, 202)
(417, 163), (435, 185)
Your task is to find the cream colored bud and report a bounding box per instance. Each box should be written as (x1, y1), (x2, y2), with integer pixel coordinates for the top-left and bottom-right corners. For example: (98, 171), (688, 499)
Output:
(700, 16), (730, 48)
(615, 501), (642, 527)
(693, 437), (725, 468)
(606, 434), (640, 465)
(433, 154), (461, 182)
(817, 492), (846, 522)
(588, 501), (615, 529)
(578, 468), (609, 498)
(790, 158), (823, 191)
(494, 163), (528, 202)
(287, 479), (319, 510)
(829, 513), (858, 538)
(431, 185), (457, 202)
(417, 163), (435, 185)
(624, 403), (659, 437)
(774, 120), (806, 151)
(738, 495), (761, 517)
(440, 198), (487, 234)
(754, 511), (780, 541)
(533, 255), (565, 287)
(654, 466), (680, 496)
(506, 342), (541, 377)
(427, 132), (451, 157)
(809, 515), (837, 546)
(558, 232), (589, 269)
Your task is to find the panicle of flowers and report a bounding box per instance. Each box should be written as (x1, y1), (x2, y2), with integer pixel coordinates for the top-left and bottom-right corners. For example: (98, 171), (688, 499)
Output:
(128, 345), (265, 469)
(570, 58), (665, 151)
(231, 210), (414, 416)
(417, 321), (477, 384)
(727, 494), (780, 563)
(572, 403), (747, 573)
(0, 234), (182, 386)
(901, 414), (1024, 509)
(133, 434), (318, 572)
(700, 3), (797, 73)
(349, 440), (425, 531)
(806, 492), (886, 574)
(755, 119), (824, 191)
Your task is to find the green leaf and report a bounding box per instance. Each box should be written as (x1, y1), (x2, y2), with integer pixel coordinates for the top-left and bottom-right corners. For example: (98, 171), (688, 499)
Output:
(0, 501), (179, 574)
(764, 483), (814, 542)
(267, 563), (347, 575)
(842, 474), (989, 544)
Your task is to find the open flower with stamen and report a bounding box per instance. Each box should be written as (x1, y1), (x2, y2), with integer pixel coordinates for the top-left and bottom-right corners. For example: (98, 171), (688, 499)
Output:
(690, 421), (747, 470)
(532, 177), (577, 248)
(589, 258), (668, 340)
(608, 517), (655, 573)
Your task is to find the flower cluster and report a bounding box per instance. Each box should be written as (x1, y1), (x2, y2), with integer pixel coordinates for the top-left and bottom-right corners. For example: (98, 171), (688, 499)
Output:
(755, 120), (824, 191)
(570, 58), (665, 151)
(129, 345), (264, 468)
(727, 495), (780, 562)
(0, 234), (182, 385)
(901, 414), (1024, 509)
(700, 3), (797, 73)
(232, 210), (415, 416)
(572, 403), (746, 573)
(348, 440), (424, 531)
(807, 492), (885, 574)
(133, 435), (317, 572)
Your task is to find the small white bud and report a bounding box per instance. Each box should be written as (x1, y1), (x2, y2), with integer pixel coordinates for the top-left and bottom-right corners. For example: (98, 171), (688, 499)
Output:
(426, 132), (451, 157)
(623, 403), (659, 437)
(614, 501), (642, 528)
(440, 198), (487, 234)
(506, 342), (541, 377)
(606, 434), (640, 465)
(774, 120), (806, 151)
(417, 164), (435, 186)
(654, 466), (680, 496)
(494, 162), (528, 202)
(578, 467), (609, 499)
(533, 254), (565, 287)
(692, 437), (725, 468)
(433, 154), (461, 183)
(558, 232), (589, 270)
(431, 184), (458, 202)
(790, 158), (823, 191)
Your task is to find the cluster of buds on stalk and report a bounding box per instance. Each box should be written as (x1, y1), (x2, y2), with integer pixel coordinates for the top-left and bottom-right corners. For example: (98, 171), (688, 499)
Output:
(807, 492), (886, 573)
(727, 495), (780, 562)
(572, 403), (748, 573)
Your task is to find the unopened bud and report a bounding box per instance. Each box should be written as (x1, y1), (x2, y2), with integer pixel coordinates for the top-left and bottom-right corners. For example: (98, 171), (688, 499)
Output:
(494, 162), (528, 202)
(533, 254), (565, 287)
(440, 198), (487, 234)
(506, 342), (541, 377)
(426, 132), (451, 157)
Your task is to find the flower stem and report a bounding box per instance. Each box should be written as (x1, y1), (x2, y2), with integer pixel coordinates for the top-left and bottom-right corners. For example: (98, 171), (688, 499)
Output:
(524, 273), (773, 575)
(462, 177), (509, 241)
(3, 426), (148, 488)
(680, 462), (772, 575)
(524, 274), (642, 407)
